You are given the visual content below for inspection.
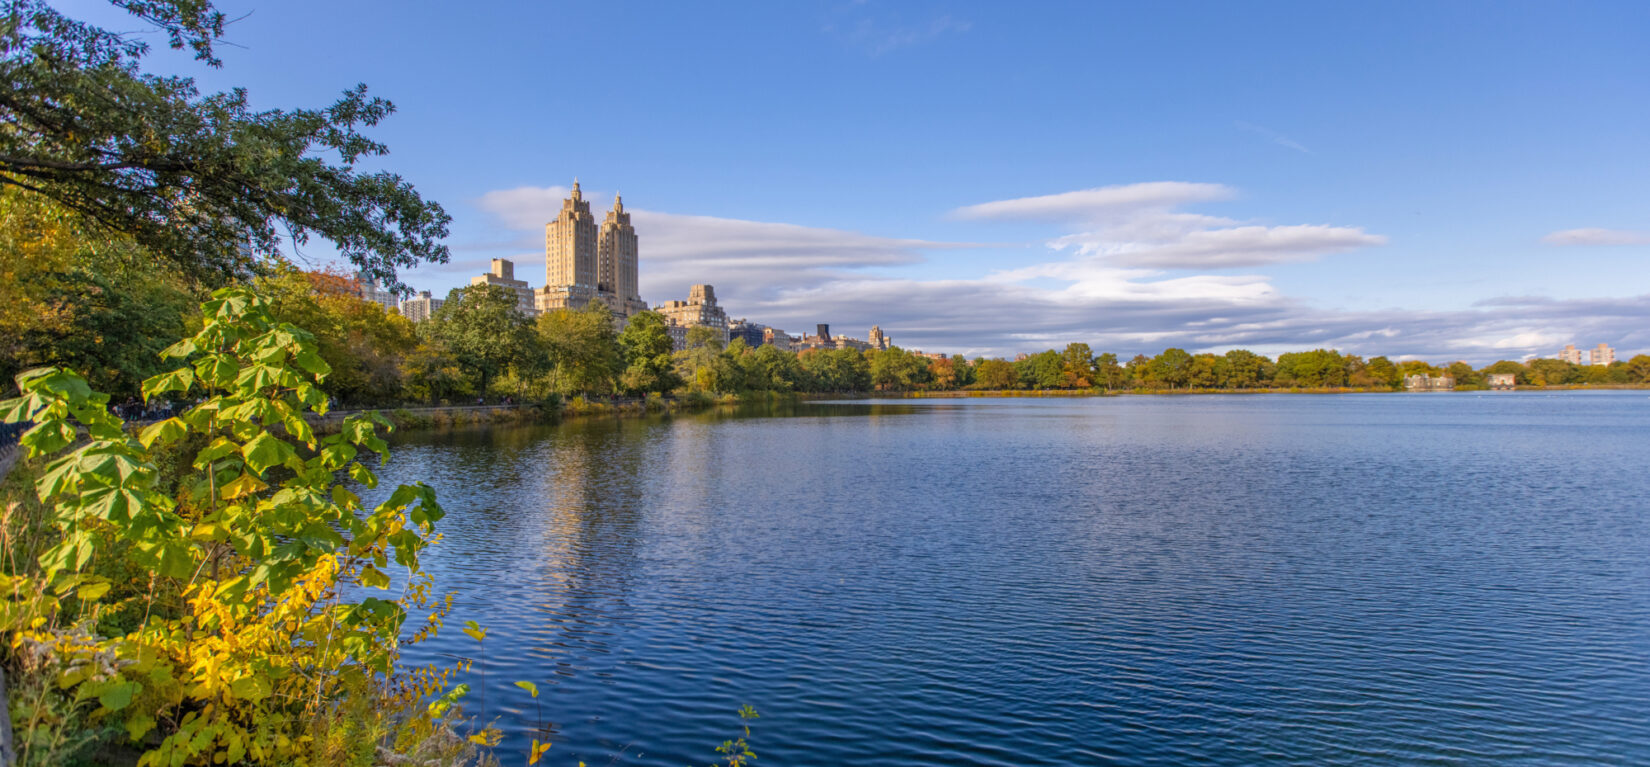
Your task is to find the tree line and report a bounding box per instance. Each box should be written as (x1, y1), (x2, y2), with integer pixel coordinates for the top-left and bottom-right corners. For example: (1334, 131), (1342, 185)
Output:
(8, 246), (1647, 404)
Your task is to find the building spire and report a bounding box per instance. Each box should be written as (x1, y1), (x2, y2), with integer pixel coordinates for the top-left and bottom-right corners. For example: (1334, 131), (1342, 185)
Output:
(571, 177), (581, 199)
(613, 192), (623, 212)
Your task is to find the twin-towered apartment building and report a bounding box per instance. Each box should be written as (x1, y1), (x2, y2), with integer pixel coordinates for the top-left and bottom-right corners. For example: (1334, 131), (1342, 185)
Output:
(384, 182), (896, 353)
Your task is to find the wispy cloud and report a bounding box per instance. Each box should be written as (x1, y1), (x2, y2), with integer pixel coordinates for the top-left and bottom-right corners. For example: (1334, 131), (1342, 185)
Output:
(824, 8), (970, 57)
(1541, 228), (1650, 246)
(1235, 121), (1313, 154)
(954, 182), (1385, 269)
(454, 182), (1644, 363)
(953, 182), (1231, 222)
(468, 185), (964, 304)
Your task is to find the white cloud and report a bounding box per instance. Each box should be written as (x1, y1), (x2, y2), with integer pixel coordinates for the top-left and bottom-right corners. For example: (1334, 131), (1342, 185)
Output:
(955, 182), (1385, 269)
(454, 183), (1646, 363)
(1055, 224), (1386, 268)
(1541, 228), (1650, 246)
(952, 182), (1231, 222)
(471, 185), (960, 304)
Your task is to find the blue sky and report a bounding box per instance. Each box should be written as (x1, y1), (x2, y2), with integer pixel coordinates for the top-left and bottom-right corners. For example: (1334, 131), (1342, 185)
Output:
(81, 0), (1650, 361)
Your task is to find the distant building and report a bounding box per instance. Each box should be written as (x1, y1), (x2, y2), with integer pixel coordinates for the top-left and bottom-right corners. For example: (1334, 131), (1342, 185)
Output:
(792, 322), (896, 353)
(1558, 344), (1584, 365)
(1590, 343), (1615, 366)
(656, 284), (730, 348)
(355, 272), (397, 311)
(729, 319), (768, 348)
(471, 258), (537, 317)
(1405, 374), (1455, 392)
(536, 181), (648, 321)
(763, 327), (794, 351)
(398, 290), (443, 322)
(868, 325), (890, 351)
(1487, 373), (1517, 390)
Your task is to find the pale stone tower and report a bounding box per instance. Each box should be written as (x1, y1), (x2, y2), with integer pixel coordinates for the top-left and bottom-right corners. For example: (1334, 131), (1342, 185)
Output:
(599, 193), (640, 305)
(546, 179), (598, 290)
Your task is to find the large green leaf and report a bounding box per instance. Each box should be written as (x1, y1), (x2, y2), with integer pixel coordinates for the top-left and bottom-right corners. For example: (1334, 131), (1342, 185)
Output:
(138, 417), (189, 448)
(241, 432), (297, 476)
(140, 367), (195, 401)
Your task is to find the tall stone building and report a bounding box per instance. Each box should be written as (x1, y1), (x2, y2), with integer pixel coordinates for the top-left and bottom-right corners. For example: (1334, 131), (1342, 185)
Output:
(599, 194), (647, 317)
(536, 181), (647, 321)
(470, 258), (537, 317)
(656, 284), (730, 348)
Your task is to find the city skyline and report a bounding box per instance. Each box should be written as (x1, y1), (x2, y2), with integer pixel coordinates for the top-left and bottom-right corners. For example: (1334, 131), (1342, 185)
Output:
(101, 1), (1650, 362)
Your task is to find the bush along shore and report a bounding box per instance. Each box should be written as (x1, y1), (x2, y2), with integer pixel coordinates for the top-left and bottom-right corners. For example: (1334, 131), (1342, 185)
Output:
(0, 289), (773, 767)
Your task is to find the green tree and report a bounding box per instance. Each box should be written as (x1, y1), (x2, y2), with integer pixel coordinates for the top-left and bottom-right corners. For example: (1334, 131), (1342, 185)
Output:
(1124, 354), (1152, 387)
(867, 347), (933, 392)
(0, 187), (195, 396)
(1218, 349), (1272, 388)
(972, 358), (1020, 390)
(1094, 352), (1126, 390)
(400, 340), (469, 403)
(424, 284), (538, 396)
(257, 266), (418, 405)
(536, 302), (621, 396)
(618, 311), (681, 395)
(1149, 348), (1194, 389)
(742, 344), (805, 391)
(1015, 350), (1064, 390)
(1275, 349), (1347, 388)
(950, 354), (977, 388)
(1625, 354), (1650, 383)
(1397, 359), (1440, 378)
(1447, 360), (1483, 388)
(798, 348), (870, 392)
(0, 1), (451, 286)
(1363, 355), (1402, 389)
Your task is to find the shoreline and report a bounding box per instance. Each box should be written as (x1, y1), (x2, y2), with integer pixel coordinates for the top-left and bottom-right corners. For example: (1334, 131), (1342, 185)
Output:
(310, 382), (1650, 439)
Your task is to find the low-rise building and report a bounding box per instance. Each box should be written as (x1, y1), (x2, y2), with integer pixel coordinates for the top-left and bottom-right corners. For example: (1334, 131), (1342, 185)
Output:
(656, 284), (730, 348)
(793, 323), (894, 353)
(763, 327), (794, 351)
(1487, 373), (1517, 390)
(471, 258), (537, 317)
(397, 290), (444, 322)
(1405, 374), (1455, 391)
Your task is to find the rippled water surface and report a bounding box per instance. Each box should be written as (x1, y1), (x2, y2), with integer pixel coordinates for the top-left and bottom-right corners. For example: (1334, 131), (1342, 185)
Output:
(370, 393), (1650, 765)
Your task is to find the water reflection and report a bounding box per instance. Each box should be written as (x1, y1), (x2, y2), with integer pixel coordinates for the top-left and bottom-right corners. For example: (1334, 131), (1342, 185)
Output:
(371, 394), (1650, 766)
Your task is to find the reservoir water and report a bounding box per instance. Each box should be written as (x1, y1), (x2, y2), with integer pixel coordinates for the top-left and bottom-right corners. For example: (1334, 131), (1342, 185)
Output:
(373, 392), (1650, 765)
